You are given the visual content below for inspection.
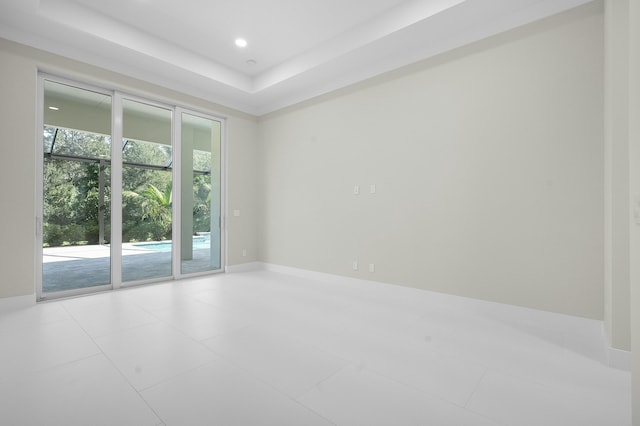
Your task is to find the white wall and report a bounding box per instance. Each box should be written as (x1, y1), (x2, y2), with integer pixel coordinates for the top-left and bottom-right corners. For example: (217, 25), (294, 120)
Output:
(627, 0), (640, 422)
(226, 115), (260, 263)
(0, 38), (260, 300)
(0, 45), (37, 299)
(604, 0), (631, 351)
(258, 2), (605, 319)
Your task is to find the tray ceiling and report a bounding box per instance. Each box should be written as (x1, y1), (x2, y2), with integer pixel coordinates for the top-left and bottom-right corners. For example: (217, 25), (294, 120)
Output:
(0, 0), (592, 115)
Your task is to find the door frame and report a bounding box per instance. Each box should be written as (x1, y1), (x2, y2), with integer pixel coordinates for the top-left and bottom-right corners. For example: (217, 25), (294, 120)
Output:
(36, 74), (227, 301)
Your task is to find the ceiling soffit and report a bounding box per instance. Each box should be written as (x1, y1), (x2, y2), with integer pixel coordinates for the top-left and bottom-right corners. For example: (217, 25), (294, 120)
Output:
(0, 0), (593, 115)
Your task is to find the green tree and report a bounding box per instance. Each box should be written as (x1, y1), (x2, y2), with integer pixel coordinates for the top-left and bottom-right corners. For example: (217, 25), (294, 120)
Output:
(43, 128), (188, 245)
(192, 174), (211, 233)
(43, 127), (112, 246)
(123, 182), (172, 241)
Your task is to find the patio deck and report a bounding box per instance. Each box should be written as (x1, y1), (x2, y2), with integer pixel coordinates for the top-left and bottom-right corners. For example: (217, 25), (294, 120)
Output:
(43, 243), (219, 293)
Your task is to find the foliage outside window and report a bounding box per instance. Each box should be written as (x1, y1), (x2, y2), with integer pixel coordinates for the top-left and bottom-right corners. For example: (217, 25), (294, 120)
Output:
(43, 126), (211, 247)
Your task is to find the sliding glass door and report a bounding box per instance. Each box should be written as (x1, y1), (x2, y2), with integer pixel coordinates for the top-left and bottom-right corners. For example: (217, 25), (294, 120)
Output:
(121, 99), (173, 282)
(41, 80), (112, 294)
(179, 112), (222, 274)
(38, 77), (224, 300)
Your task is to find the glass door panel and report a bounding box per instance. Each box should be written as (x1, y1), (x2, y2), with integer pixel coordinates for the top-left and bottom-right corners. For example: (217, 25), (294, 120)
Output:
(42, 80), (112, 295)
(40, 77), (224, 299)
(121, 99), (173, 282)
(180, 113), (222, 274)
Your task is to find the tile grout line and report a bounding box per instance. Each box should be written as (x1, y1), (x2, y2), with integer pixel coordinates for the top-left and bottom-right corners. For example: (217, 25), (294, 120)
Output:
(120, 302), (337, 423)
(303, 360), (507, 426)
(136, 357), (222, 394)
(18, 270), (629, 425)
(352, 360), (490, 414)
(197, 340), (340, 426)
(60, 300), (166, 425)
(460, 368), (507, 426)
(294, 362), (356, 402)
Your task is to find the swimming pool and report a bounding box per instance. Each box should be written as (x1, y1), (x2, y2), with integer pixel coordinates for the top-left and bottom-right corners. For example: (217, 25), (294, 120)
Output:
(134, 236), (210, 252)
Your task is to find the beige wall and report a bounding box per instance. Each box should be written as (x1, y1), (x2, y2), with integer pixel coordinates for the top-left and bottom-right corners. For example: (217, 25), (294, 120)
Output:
(0, 46), (37, 298)
(0, 38), (260, 300)
(258, 3), (605, 319)
(604, 0), (632, 351)
(628, 0), (640, 422)
(226, 115), (259, 264)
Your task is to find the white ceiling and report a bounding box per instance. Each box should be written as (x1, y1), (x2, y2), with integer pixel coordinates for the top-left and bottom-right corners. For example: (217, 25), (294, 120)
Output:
(0, 0), (592, 115)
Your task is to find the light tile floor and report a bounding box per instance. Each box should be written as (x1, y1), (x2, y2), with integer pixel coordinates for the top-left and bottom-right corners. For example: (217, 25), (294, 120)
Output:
(0, 270), (631, 425)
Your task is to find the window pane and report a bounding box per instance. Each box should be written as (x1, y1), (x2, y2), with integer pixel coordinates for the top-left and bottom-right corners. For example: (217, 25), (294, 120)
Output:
(42, 80), (112, 293)
(123, 139), (172, 167)
(180, 112), (221, 274)
(47, 127), (111, 159)
(121, 99), (173, 283)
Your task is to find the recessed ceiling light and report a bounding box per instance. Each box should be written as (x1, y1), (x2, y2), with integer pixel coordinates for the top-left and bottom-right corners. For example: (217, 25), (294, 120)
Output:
(235, 38), (248, 48)
(246, 59), (257, 66)
(48, 106), (59, 111)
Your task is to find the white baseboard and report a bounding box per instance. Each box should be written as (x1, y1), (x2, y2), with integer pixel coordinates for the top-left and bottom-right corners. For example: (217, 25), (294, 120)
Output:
(226, 261), (265, 273)
(262, 262), (385, 289)
(263, 263), (347, 281)
(607, 347), (632, 371)
(0, 294), (35, 313)
(257, 262), (633, 371)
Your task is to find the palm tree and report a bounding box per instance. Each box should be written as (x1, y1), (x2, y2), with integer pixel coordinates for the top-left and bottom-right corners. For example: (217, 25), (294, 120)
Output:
(141, 183), (172, 222)
(123, 183), (172, 240)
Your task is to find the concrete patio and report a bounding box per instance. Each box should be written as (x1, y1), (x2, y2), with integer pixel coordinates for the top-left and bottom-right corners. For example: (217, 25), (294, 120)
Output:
(43, 243), (220, 293)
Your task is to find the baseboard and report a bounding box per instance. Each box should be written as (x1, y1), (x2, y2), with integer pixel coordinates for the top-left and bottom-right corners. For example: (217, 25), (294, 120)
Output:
(262, 262), (392, 291)
(607, 347), (632, 371)
(226, 261), (265, 273)
(0, 294), (35, 313)
(259, 262), (632, 371)
(263, 262), (347, 281)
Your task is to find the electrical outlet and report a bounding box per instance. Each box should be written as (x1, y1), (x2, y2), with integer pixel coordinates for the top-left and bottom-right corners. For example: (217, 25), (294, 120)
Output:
(353, 261), (358, 271)
(369, 263), (375, 273)
(242, 249), (247, 257)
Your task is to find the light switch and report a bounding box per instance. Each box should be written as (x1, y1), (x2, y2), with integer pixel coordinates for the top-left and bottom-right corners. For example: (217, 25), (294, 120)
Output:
(233, 209), (240, 217)
(370, 184), (376, 194)
(353, 185), (360, 195)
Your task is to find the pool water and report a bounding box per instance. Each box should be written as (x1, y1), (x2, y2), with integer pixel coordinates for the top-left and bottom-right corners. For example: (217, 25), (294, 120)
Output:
(134, 237), (211, 252)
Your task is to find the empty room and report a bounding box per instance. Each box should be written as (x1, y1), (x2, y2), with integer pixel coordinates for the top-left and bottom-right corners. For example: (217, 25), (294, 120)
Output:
(0, 0), (639, 425)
